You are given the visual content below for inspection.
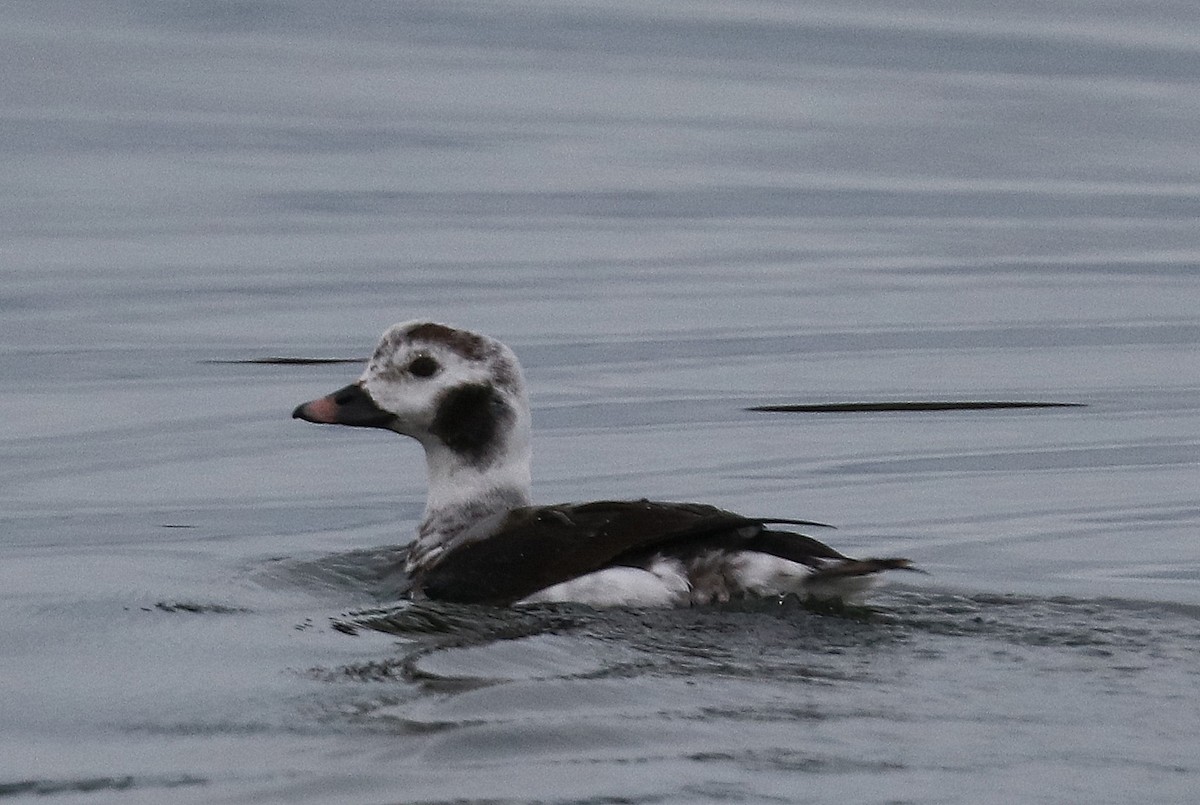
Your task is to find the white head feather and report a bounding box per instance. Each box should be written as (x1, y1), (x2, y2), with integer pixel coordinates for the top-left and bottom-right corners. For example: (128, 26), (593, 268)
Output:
(355, 320), (533, 570)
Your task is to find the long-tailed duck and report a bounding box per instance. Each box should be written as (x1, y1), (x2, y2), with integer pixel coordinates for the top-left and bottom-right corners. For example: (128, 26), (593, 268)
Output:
(293, 321), (913, 607)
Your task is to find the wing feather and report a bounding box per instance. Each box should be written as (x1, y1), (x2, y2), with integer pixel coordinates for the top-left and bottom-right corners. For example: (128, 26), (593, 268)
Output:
(415, 500), (857, 604)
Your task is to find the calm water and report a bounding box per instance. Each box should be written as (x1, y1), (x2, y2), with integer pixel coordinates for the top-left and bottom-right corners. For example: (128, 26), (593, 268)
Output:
(3, 1), (1199, 802)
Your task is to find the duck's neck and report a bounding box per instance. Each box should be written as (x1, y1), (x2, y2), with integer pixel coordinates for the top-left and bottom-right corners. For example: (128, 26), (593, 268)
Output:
(406, 436), (532, 573)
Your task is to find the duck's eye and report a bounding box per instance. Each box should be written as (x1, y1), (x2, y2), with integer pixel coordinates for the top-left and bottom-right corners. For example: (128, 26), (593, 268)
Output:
(407, 355), (440, 378)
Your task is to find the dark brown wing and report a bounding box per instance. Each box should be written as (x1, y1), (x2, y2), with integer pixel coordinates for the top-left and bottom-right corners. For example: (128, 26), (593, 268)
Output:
(414, 500), (845, 605)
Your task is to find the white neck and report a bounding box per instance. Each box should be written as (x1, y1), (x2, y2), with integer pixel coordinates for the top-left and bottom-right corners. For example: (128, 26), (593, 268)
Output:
(405, 417), (533, 572)
(423, 439), (533, 516)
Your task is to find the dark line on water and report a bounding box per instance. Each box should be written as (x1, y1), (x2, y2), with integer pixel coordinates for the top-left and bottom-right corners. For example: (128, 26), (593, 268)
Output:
(0, 775), (207, 797)
(153, 601), (251, 615)
(747, 401), (1087, 413)
(202, 357), (363, 365)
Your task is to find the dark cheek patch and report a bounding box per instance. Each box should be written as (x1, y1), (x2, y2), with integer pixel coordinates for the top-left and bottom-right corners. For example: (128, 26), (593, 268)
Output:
(430, 383), (512, 464)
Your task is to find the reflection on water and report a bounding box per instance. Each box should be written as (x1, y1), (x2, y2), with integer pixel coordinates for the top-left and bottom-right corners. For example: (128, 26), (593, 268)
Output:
(3, 0), (1200, 802)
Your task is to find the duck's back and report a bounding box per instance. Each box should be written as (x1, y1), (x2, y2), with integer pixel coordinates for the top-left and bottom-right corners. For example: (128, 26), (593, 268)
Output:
(411, 500), (908, 606)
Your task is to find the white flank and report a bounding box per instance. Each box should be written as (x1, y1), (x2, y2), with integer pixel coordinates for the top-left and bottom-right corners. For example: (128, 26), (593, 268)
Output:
(517, 558), (691, 607)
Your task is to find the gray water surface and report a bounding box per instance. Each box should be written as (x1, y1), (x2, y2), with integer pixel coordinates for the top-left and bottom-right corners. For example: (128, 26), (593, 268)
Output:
(3, 1), (1199, 802)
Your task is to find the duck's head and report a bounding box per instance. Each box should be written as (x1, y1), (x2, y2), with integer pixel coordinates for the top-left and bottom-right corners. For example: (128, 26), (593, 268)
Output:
(292, 320), (531, 473)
